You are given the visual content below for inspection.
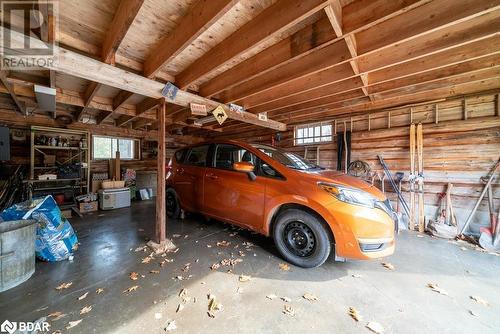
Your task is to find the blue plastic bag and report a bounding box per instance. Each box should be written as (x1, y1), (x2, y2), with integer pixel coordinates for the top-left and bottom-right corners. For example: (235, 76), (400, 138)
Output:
(0, 195), (78, 261)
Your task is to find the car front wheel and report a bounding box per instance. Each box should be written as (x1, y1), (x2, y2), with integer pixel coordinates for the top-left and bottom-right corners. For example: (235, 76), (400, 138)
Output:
(273, 209), (333, 268)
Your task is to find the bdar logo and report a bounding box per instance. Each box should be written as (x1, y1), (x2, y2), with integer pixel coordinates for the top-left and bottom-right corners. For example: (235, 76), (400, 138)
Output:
(0, 320), (17, 334)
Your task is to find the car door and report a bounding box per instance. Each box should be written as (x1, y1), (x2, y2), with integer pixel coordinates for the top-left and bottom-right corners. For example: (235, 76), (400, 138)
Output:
(203, 144), (266, 230)
(174, 144), (209, 212)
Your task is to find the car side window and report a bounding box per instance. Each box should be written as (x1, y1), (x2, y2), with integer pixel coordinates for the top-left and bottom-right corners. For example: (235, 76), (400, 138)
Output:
(214, 144), (256, 170)
(184, 145), (209, 167)
(175, 149), (186, 163)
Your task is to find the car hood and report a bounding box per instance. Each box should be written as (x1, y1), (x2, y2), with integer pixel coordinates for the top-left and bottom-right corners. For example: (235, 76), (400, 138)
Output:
(297, 169), (386, 200)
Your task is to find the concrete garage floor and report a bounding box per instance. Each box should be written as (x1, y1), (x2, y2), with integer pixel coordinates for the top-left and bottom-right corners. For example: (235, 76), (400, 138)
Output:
(1, 201), (499, 334)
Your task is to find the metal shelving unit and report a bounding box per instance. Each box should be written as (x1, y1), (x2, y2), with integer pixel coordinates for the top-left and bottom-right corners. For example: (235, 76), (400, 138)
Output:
(29, 126), (90, 197)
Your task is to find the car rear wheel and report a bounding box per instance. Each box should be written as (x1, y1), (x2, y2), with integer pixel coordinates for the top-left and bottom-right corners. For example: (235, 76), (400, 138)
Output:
(166, 188), (180, 219)
(273, 209), (332, 268)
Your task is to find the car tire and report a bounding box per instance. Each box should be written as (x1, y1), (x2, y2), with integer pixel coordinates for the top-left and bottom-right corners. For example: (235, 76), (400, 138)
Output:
(166, 188), (180, 219)
(273, 209), (333, 268)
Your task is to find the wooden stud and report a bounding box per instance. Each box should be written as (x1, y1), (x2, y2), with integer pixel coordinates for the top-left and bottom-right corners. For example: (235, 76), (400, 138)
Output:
(463, 99), (468, 120)
(368, 114), (371, 131)
(496, 94), (500, 116)
(410, 107), (414, 123)
(350, 117), (353, 132)
(334, 119), (337, 135)
(435, 104), (439, 124)
(155, 99), (167, 244)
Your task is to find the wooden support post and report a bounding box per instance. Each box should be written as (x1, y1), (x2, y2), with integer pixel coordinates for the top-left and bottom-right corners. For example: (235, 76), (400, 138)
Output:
(368, 114), (371, 131)
(410, 107), (414, 124)
(155, 99), (167, 244)
(388, 111), (391, 129)
(463, 99), (468, 120)
(334, 120), (337, 135)
(350, 117), (353, 132)
(435, 104), (439, 124)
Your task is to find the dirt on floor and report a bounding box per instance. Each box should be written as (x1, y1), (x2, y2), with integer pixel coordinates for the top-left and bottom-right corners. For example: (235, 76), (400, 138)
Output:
(1, 201), (499, 334)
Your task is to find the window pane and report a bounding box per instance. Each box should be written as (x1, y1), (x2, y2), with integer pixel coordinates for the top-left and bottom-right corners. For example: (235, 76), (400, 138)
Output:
(294, 123), (333, 146)
(93, 136), (112, 159)
(214, 144), (255, 170)
(322, 124), (332, 136)
(185, 145), (209, 167)
(297, 128), (303, 138)
(119, 139), (134, 159)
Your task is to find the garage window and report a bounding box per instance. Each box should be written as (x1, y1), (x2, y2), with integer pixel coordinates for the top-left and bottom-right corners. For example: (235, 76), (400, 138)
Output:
(294, 122), (332, 145)
(92, 135), (139, 160)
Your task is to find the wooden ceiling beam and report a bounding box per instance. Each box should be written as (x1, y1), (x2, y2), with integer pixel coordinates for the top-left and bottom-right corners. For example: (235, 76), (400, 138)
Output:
(143, 0), (238, 79)
(246, 35), (500, 114)
(176, 0), (331, 89)
(282, 77), (500, 123)
(87, 0), (145, 124)
(116, 97), (162, 127)
(101, 0), (145, 63)
(199, 0), (427, 98)
(217, 0), (499, 109)
(2, 28), (286, 131)
(0, 71), (25, 115)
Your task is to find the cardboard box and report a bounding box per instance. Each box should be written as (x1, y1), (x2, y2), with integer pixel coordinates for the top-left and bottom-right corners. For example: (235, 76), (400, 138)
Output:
(61, 209), (72, 219)
(79, 201), (98, 213)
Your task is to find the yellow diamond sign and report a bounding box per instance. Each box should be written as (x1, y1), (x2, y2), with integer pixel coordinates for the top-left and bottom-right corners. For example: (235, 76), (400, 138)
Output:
(212, 105), (228, 125)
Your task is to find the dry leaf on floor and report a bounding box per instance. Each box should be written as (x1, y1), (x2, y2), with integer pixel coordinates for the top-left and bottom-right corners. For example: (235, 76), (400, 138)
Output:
(217, 241), (231, 247)
(55, 282), (73, 290)
(348, 307), (361, 322)
(47, 312), (66, 321)
(239, 274), (252, 282)
(281, 297), (291, 303)
(77, 292), (89, 300)
(366, 321), (384, 333)
(123, 285), (139, 293)
(129, 272), (139, 281)
(352, 274), (363, 278)
(80, 306), (92, 315)
(207, 296), (223, 318)
(381, 262), (394, 270)
(150, 270), (160, 274)
(96, 288), (104, 294)
(427, 283), (448, 295)
(210, 263), (221, 270)
(66, 320), (82, 330)
(266, 294), (278, 300)
(470, 296), (489, 306)
(165, 320), (177, 332)
(176, 304), (184, 313)
(142, 256), (153, 264)
(303, 293), (318, 301)
(469, 310), (478, 316)
(283, 305), (295, 316)
(179, 288), (188, 298)
(279, 263), (290, 271)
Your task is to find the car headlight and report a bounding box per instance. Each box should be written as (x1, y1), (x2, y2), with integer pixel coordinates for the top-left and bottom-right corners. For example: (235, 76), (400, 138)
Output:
(318, 182), (378, 208)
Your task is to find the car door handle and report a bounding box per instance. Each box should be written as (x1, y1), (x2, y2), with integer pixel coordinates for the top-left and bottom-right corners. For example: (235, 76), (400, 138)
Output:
(206, 173), (219, 180)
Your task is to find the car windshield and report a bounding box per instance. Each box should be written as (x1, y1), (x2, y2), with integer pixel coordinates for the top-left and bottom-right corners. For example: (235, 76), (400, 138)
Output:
(251, 144), (323, 171)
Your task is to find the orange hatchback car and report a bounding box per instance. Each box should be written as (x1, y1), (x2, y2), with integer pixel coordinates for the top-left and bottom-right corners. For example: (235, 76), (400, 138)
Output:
(166, 140), (397, 268)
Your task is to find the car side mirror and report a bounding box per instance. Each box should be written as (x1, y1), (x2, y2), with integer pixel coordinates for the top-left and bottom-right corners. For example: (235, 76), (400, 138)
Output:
(233, 161), (256, 181)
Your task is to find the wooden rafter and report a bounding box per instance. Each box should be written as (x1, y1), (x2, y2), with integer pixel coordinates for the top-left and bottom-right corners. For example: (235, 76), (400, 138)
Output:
(0, 72), (25, 115)
(176, 0), (331, 88)
(1, 27), (286, 131)
(87, 0), (145, 124)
